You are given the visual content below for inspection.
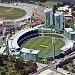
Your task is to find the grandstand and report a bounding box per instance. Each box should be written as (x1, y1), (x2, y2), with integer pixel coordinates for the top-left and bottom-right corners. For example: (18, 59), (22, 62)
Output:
(8, 28), (40, 55)
(61, 40), (74, 55)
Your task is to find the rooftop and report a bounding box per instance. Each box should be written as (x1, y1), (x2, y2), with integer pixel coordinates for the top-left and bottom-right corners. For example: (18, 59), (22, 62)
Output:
(65, 28), (73, 32)
(31, 50), (40, 54)
(44, 8), (52, 13)
(20, 48), (40, 54)
(58, 5), (69, 11)
(69, 31), (75, 34)
(20, 48), (32, 53)
(54, 11), (63, 16)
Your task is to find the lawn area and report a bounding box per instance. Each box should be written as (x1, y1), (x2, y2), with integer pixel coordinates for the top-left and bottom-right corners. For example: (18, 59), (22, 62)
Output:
(22, 36), (65, 58)
(44, 33), (64, 38)
(37, 1), (58, 7)
(0, 6), (26, 19)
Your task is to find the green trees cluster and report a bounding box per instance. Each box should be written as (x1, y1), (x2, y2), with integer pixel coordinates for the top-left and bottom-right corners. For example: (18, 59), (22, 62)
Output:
(72, 12), (75, 17)
(62, 65), (68, 70)
(20, 60), (37, 75)
(14, 58), (38, 75)
(0, 54), (4, 66)
(14, 56), (24, 71)
(38, 60), (49, 64)
(70, 69), (75, 73)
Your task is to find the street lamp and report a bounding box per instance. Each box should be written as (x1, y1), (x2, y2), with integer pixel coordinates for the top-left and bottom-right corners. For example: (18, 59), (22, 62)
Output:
(52, 37), (56, 60)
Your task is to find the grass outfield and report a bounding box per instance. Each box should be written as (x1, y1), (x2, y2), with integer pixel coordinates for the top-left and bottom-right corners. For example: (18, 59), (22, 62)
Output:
(36, 1), (58, 7)
(0, 6), (26, 19)
(22, 36), (65, 58)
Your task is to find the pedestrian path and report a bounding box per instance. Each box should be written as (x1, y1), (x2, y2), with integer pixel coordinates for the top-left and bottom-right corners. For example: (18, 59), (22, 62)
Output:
(6, 7), (14, 12)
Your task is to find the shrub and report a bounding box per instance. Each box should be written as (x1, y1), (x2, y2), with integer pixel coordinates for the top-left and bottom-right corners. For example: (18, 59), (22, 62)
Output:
(38, 60), (49, 64)
(62, 65), (68, 70)
(70, 69), (75, 73)
(72, 12), (75, 17)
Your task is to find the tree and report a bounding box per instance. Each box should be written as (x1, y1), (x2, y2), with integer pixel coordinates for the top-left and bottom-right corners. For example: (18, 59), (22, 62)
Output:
(70, 69), (75, 73)
(57, 3), (61, 7)
(72, 12), (75, 17)
(62, 2), (67, 6)
(62, 65), (68, 70)
(21, 67), (30, 75)
(1, 71), (6, 75)
(0, 54), (4, 66)
(18, 56), (23, 63)
(53, 5), (57, 13)
(25, 60), (33, 66)
(14, 57), (24, 72)
(25, 67), (30, 75)
(25, 60), (38, 72)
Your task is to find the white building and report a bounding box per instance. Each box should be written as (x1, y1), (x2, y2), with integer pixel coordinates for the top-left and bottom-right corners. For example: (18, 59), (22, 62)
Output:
(58, 5), (72, 19)
(54, 11), (63, 31)
(44, 8), (53, 28)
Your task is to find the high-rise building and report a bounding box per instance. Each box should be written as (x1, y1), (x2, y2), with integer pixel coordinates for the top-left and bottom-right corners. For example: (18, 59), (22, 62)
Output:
(54, 11), (63, 31)
(44, 8), (53, 28)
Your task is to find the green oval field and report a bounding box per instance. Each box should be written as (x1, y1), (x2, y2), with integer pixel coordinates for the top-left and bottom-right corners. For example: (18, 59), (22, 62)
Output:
(0, 6), (26, 19)
(22, 36), (65, 58)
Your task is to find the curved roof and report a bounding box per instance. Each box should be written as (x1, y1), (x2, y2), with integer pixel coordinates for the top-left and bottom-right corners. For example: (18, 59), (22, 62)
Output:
(8, 24), (44, 55)
(61, 40), (73, 51)
(8, 28), (35, 49)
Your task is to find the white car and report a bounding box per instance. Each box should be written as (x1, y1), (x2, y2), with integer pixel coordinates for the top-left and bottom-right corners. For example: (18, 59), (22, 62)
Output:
(13, 3), (18, 6)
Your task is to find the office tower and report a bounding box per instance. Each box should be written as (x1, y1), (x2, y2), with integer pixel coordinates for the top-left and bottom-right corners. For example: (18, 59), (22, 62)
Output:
(44, 8), (53, 28)
(54, 11), (63, 31)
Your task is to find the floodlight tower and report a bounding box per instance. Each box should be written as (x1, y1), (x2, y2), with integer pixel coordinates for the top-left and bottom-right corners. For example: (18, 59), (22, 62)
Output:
(52, 37), (56, 60)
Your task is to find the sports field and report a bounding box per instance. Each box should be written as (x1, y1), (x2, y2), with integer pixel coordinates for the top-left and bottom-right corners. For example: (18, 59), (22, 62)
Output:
(0, 6), (26, 19)
(22, 36), (65, 58)
(36, 1), (58, 7)
(41, 2), (58, 7)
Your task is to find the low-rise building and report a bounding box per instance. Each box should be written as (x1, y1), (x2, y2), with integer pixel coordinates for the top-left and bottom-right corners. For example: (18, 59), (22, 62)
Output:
(64, 28), (75, 40)
(20, 48), (40, 62)
(58, 5), (72, 19)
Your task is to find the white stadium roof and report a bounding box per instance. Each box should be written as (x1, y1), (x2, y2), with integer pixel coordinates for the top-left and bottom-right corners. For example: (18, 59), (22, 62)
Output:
(8, 28), (35, 49)
(61, 40), (73, 51)
(8, 24), (44, 55)
(69, 31), (75, 34)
